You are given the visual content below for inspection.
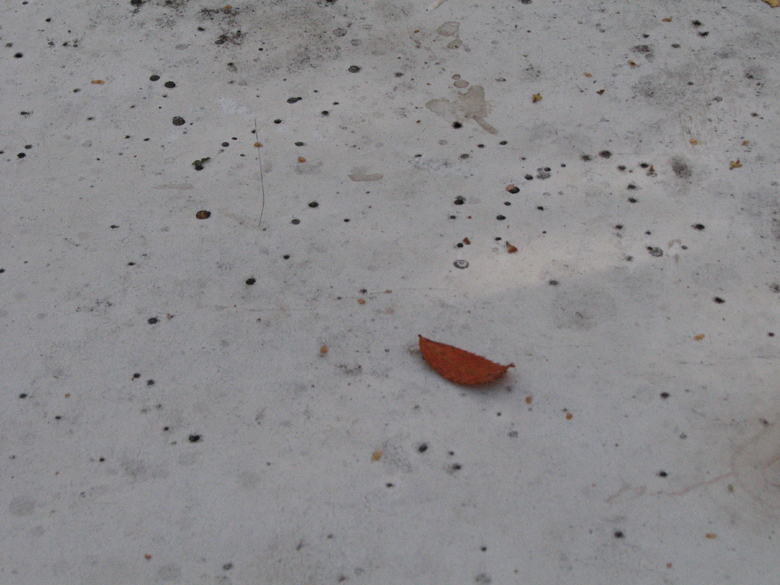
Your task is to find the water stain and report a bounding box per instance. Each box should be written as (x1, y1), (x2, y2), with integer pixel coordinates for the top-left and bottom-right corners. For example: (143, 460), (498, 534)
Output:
(348, 167), (384, 181)
(426, 85), (497, 134)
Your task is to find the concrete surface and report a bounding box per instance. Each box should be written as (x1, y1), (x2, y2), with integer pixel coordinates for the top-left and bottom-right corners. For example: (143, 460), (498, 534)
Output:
(2, 0), (780, 583)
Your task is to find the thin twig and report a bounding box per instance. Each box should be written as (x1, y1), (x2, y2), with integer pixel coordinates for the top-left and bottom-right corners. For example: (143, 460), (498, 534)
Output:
(254, 118), (266, 227)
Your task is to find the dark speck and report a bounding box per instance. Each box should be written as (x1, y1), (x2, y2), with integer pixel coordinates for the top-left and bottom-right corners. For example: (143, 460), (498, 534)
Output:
(454, 196), (465, 205)
(660, 392), (670, 399)
(148, 317), (159, 324)
(614, 531), (624, 539)
(309, 201), (319, 208)
(599, 150), (612, 158)
(692, 223), (705, 230)
(548, 280), (559, 286)
(496, 215), (506, 221)
(188, 434), (201, 443)
(287, 97), (302, 103)
(18, 393), (27, 399)
(713, 297), (725, 304)
(14, 53), (23, 58)
(164, 81), (176, 88)
(628, 197), (638, 203)
(451, 463), (462, 471)
(418, 443), (428, 453)
(524, 174), (533, 180)
(150, 75), (160, 81)
(295, 141), (305, 147)
(17, 153), (26, 159)
(172, 116), (185, 126)
(348, 65), (361, 73)
(221, 142), (229, 147)
(452, 121), (463, 129)
(647, 246), (663, 257)
(274, 119), (282, 124)
(658, 470), (668, 477)
(246, 278), (256, 285)
(291, 219), (300, 225)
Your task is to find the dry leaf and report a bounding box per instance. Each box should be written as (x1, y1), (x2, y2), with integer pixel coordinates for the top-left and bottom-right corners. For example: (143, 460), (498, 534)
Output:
(730, 159), (742, 169)
(320, 344), (328, 354)
(693, 334), (705, 341)
(583, 72), (592, 77)
(298, 156), (306, 163)
(662, 17), (672, 22)
(506, 242), (518, 253)
(525, 395), (532, 404)
(371, 450), (383, 461)
(628, 60), (637, 67)
(254, 142), (263, 148)
(532, 93), (542, 103)
(463, 237), (471, 245)
(596, 89), (605, 95)
(357, 298), (366, 305)
(418, 335), (514, 385)
(762, 0), (779, 7)
(690, 138), (699, 145)
(705, 533), (717, 539)
(91, 79), (105, 85)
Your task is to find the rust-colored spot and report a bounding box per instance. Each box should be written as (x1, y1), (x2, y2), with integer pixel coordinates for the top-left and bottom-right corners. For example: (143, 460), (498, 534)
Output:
(689, 138), (699, 145)
(693, 334), (705, 341)
(357, 298), (366, 305)
(371, 450), (383, 461)
(596, 89), (605, 95)
(91, 79), (105, 85)
(583, 72), (592, 78)
(566, 412), (573, 420)
(705, 533), (717, 539)
(144, 554), (152, 560)
(506, 242), (518, 254)
(462, 237), (471, 245)
(418, 335), (514, 386)
(195, 210), (211, 220)
(254, 142), (263, 148)
(525, 395), (532, 404)
(320, 344), (328, 354)
(298, 156), (306, 163)
(662, 17), (672, 22)
(628, 60), (637, 67)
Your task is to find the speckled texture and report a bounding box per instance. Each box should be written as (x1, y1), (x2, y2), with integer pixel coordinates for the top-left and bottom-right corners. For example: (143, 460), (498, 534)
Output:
(1, 0), (779, 583)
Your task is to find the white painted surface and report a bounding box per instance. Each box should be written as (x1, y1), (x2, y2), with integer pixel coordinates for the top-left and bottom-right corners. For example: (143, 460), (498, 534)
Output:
(1, 0), (779, 583)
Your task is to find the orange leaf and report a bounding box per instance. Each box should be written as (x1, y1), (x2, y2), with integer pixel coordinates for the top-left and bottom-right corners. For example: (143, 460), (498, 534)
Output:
(418, 335), (514, 385)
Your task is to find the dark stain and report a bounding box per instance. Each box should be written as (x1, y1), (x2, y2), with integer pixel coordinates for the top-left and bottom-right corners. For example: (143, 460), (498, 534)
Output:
(670, 157), (692, 179)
